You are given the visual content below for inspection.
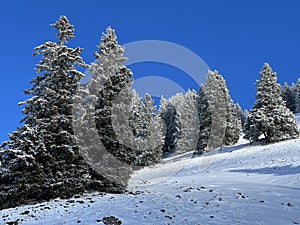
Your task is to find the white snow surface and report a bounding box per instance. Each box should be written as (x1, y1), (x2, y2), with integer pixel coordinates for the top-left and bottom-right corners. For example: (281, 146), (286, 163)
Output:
(296, 113), (300, 125)
(1, 115), (300, 225)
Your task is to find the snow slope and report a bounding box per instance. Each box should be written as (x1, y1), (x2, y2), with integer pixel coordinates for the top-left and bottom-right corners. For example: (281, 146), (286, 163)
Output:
(296, 113), (300, 125)
(1, 116), (300, 225)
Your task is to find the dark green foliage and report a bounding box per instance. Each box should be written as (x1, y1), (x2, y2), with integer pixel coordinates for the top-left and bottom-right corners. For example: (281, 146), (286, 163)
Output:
(159, 98), (181, 153)
(223, 100), (242, 146)
(295, 78), (300, 113)
(195, 85), (211, 154)
(281, 82), (296, 113)
(91, 27), (134, 165)
(244, 63), (299, 143)
(129, 93), (163, 166)
(0, 17), (123, 210)
(195, 70), (238, 154)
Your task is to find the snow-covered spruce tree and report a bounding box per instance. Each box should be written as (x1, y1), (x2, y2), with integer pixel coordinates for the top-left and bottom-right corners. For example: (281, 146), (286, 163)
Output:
(244, 63), (299, 143)
(235, 103), (246, 130)
(242, 109), (249, 132)
(91, 27), (135, 165)
(195, 85), (211, 154)
(195, 70), (237, 154)
(158, 97), (181, 154)
(170, 90), (199, 154)
(281, 82), (296, 113)
(161, 93), (184, 154)
(0, 16), (122, 210)
(131, 93), (157, 140)
(158, 90), (199, 155)
(236, 103), (243, 129)
(87, 28), (162, 168)
(295, 78), (300, 113)
(223, 100), (242, 145)
(128, 93), (164, 166)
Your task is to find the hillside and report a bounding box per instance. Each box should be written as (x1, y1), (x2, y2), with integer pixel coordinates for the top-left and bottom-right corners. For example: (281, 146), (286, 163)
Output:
(0, 115), (300, 225)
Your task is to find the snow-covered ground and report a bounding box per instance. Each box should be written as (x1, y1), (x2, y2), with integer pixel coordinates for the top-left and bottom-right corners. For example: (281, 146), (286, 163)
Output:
(296, 113), (300, 125)
(1, 116), (300, 225)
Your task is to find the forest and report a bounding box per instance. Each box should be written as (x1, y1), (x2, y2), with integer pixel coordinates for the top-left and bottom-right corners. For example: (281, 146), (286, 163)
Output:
(0, 16), (299, 211)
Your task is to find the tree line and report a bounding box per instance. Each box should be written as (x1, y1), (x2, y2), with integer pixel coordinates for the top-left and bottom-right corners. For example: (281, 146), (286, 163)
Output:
(0, 16), (298, 209)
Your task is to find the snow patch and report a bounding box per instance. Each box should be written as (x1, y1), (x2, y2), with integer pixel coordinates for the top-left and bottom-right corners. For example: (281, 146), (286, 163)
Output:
(1, 137), (300, 224)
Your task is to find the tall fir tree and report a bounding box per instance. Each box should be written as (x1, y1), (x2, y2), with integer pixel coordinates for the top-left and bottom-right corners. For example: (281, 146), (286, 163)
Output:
(242, 109), (250, 132)
(158, 90), (199, 155)
(90, 27), (134, 164)
(129, 93), (164, 166)
(158, 97), (181, 154)
(195, 85), (211, 154)
(223, 100), (242, 145)
(195, 70), (237, 154)
(172, 90), (199, 154)
(295, 78), (300, 113)
(0, 16), (119, 210)
(281, 82), (296, 113)
(235, 103), (246, 130)
(244, 63), (299, 143)
(86, 28), (163, 167)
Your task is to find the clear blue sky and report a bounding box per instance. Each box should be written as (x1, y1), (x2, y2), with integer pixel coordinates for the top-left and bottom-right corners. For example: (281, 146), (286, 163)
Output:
(1, 0), (300, 143)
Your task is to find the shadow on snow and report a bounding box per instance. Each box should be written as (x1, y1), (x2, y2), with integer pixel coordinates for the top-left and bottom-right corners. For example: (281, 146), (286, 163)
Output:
(230, 165), (300, 176)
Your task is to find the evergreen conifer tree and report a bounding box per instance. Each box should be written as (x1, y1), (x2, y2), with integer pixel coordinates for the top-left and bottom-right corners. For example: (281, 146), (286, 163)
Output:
(244, 63), (299, 143)
(158, 90), (199, 155)
(158, 98), (181, 154)
(195, 70), (235, 154)
(223, 100), (242, 145)
(0, 16), (120, 210)
(295, 78), (300, 113)
(129, 93), (164, 166)
(195, 85), (211, 154)
(281, 82), (296, 112)
(90, 27), (134, 165)
(173, 90), (199, 153)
